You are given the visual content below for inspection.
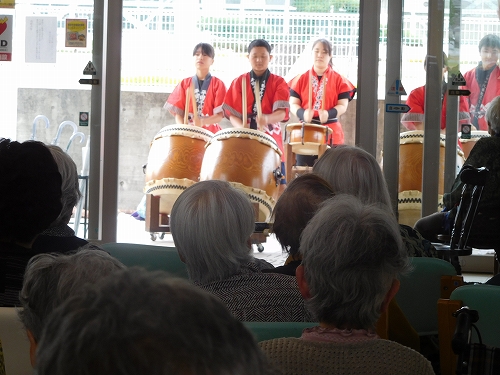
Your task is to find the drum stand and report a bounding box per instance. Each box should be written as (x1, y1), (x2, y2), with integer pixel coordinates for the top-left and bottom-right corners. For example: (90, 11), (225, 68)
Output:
(285, 143), (328, 182)
(251, 203), (269, 252)
(145, 194), (169, 241)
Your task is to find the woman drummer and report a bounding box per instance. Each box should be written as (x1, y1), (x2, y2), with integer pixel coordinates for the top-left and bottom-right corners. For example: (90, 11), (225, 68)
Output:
(164, 42), (226, 134)
(288, 38), (356, 166)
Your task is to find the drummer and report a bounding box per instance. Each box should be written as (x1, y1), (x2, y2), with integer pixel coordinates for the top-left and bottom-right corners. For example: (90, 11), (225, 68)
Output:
(288, 38), (356, 166)
(164, 42), (226, 134)
(222, 39), (290, 190)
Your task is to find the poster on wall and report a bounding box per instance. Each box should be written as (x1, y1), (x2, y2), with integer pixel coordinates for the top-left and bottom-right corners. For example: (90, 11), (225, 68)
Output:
(0, 0), (15, 9)
(65, 19), (87, 48)
(25, 17), (57, 63)
(0, 15), (13, 61)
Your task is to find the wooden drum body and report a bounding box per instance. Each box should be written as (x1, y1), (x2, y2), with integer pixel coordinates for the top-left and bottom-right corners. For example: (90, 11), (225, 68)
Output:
(144, 125), (213, 214)
(286, 123), (332, 155)
(399, 130), (464, 195)
(397, 190), (443, 227)
(459, 130), (490, 160)
(199, 128), (282, 221)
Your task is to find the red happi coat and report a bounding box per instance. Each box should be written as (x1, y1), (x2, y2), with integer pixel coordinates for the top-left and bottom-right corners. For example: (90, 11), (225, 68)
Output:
(288, 65), (356, 145)
(164, 75), (227, 134)
(401, 85), (470, 131)
(223, 71), (290, 161)
(464, 65), (500, 131)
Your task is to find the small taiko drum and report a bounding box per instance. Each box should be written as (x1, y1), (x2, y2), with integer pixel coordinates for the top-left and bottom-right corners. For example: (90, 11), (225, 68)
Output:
(399, 130), (464, 195)
(286, 123), (332, 155)
(144, 125), (213, 214)
(459, 130), (490, 160)
(199, 128), (282, 221)
(397, 190), (444, 227)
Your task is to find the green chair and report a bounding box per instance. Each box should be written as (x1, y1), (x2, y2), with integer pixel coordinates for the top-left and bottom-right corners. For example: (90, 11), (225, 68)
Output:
(243, 322), (317, 342)
(395, 257), (458, 336)
(101, 242), (188, 279)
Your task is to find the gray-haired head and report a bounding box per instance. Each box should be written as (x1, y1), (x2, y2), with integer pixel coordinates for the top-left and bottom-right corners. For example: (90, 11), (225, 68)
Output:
(313, 145), (392, 208)
(486, 95), (500, 136)
(19, 249), (125, 343)
(300, 194), (409, 329)
(35, 268), (273, 375)
(46, 145), (82, 227)
(170, 180), (255, 284)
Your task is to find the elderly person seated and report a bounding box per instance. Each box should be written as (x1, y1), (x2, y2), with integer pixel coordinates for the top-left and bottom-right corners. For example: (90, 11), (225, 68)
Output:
(170, 180), (312, 322)
(313, 144), (438, 258)
(18, 249), (125, 367)
(415, 95), (500, 247)
(265, 174), (334, 276)
(259, 195), (434, 375)
(0, 139), (62, 306)
(35, 268), (275, 375)
(32, 145), (101, 252)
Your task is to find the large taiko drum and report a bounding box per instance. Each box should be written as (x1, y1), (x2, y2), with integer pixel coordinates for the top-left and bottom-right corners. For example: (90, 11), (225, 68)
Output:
(399, 130), (464, 195)
(199, 128), (282, 222)
(397, 190), (444, 227)
(144, 125), (213, 214)
(286, 123), (332, 155)
(459, 130), (490, 160)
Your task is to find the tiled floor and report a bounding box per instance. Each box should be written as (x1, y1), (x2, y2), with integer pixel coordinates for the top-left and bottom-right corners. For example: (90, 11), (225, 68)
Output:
(104, 213), (494, 283)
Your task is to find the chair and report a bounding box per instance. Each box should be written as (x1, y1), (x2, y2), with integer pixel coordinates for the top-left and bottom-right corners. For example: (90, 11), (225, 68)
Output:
(0, 308), (32, 375)
(438, 284), (500, 375)
(434, 167), (500, 275)
(395, 257), (462, 336)
(101, 242), (188, 278)
(243, 322), (317, 342)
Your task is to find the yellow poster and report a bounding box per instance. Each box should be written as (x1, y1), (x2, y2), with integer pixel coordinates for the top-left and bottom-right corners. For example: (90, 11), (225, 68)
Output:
(0, 0), (15, 9)
(65, 18), (87, 48)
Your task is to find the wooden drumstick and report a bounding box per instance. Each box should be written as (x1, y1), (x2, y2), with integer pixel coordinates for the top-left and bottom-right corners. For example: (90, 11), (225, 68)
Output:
(242, 76), (247, 127)
(254, 80), (262, 119)
(190, 81), (200, 126)
(184, 87), (190, 125)
(308, 70), (313, 111)
(321, 78), (326, 111)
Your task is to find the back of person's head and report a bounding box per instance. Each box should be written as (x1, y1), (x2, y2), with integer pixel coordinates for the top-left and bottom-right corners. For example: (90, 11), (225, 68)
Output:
(0, 139), (62, 244)
(478, 34), (500, 51)
(486, 95), (500, 136)
(312, 145), (392, 208)
(35, 268), (272, 375)
(19, 249), (125, 344)
(46, 145), (82, 227)
(170, 180), (254, 283)
(271, 174), (334, 256)
(299, 194), (408, 330)
(248, 39), (272, 54)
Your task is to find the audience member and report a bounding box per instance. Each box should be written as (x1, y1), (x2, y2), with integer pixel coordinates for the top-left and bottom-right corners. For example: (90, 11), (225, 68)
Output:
(0, 139), (62, 306)
(313, 145), (438, 258)
(18, 249), (125, 366)
(170, 180), (313, 322)
(32, 145), (101, 252)
(259, 195), (434, 375)
(266, 173), (334, 276)
(415, 95), (500, 246)
(35, 268), (275, 375)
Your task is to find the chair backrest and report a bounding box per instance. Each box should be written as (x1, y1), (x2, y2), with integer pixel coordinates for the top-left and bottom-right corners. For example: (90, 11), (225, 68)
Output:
(0, 308), (32, 375)
(101, 242), (188, 278)
(450, 284), (500, 348)
(243, 322), (317, 342)
(396, 257), (457, 336)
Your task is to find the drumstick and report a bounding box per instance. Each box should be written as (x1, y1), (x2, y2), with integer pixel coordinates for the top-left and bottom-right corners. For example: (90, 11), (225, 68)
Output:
(254, 80), (262, 119)
(242, 76), (247, 127)
(184, 87), (190, 125)
(308, 70), (313, 111)
(190, 81), (200, 126)
(321, 78), (326, 111)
